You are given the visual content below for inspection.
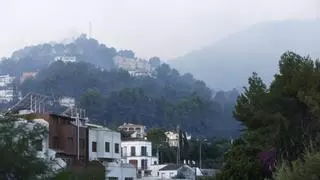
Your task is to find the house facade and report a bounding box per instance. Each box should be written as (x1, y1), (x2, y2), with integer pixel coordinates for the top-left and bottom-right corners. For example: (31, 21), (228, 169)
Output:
(88, 123), (137, 180)
(165, 131), (192, 147)
(88, 123), (121, 161)
(38, 113), (89, 166)
(121, 140), (159, 177)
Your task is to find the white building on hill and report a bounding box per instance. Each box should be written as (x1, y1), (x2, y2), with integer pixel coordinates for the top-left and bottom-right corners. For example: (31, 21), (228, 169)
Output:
(118, 123), (146, 139)
(0, 75), (14, 87)
(113, 56), (152, 77)
(121, 139), (159, 177)
(0, 75), (15, 103)
(58, 97), (75, 108)
(165, 131), (192, 147)
(0, 89), (14, 103)
(54, 56), (76, 63)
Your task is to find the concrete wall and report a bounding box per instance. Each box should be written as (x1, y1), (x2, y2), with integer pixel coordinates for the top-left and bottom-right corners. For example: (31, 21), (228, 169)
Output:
(107, 162), (137, 180)
(89, 127), (121, 161)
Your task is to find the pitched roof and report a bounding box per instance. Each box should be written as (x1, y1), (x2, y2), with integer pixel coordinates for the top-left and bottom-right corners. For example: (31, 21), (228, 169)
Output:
(159, 164), (184, 171)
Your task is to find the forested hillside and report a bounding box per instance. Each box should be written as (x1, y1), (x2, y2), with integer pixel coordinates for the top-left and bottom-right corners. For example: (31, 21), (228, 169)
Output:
(0, 35), (240, 137)
(0, 34), (134, 75)
(20, 61), (239, 137)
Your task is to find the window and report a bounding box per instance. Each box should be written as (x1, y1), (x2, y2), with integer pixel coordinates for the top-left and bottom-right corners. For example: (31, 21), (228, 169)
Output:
(154, 161), (157, 165)
(170, 172), (174, 177)
(141, 146), (147, 156)
(129, 127), (134, 131)
(34, 139), (43, 151)
(53, 136), (59, 149)
(131, 146), (136, 156)
(125, 178), (133, 180)
(105, 142), (110, 152)
(80, 139), (85, 149)
(141, 159), (148, 170)
(92, 141), (97, 152)
(115, 143), (120, 153)
(135, 127), (141, 132)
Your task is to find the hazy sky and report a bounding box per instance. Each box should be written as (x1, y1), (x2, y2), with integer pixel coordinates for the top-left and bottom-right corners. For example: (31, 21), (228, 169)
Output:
(0, 0), (318, 60)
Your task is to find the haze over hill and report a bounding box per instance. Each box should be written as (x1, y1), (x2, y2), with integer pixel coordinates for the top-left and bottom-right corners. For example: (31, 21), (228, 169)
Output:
(169, 20), (320, 90)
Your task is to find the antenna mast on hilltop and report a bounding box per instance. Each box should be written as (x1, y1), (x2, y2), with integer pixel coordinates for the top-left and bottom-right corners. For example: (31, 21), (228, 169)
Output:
(89, 22), (92, 38)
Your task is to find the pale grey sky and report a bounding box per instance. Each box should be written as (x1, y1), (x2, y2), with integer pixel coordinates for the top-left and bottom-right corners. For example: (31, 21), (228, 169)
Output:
(0, 0), (318, 60)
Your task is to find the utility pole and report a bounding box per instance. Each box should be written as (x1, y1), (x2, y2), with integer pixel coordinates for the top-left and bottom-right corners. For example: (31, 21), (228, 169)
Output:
(176, 125), (180, 164)
(76, 113), (80, 160)
(199, 141), (202, 169)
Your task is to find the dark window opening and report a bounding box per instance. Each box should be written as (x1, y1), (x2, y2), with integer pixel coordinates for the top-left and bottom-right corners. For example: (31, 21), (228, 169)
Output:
(115, 143), (120, 153)
(131, 146), (136, 156)
(92, 141), (97, 152)
(105, 142), (110, 152)
(141, 159), (148, 170)
(141, 146), (147, 156)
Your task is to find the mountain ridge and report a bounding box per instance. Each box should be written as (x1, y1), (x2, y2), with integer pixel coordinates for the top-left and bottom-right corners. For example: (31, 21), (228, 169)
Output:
(169, 20), (320, 90)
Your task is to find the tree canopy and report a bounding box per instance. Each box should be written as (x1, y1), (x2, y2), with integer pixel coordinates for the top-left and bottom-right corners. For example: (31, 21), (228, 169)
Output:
(0, 116), (53, 180)
(216, 51), (320, 179)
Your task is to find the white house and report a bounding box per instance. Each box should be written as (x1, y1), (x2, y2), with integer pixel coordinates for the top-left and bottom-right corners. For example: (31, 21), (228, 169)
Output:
(87, 123), (137, 180)
(54, 56), (76, 63)
(121, 140), (159, 177)
(88, 123), (122, 161)
(119, 123), (146, 139)
(158, 164), (201, 180)
(0, 89), (14, 103)
(58, 97), (75, 108)
(165, 131), (192, 147)
(0, 75), (14, 87)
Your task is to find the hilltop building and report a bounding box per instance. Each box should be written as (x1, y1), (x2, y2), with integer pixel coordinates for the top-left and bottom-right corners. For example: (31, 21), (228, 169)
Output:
(54, 56), (76, 63)
(20, 72), (37, 83)
(58, 97), (75, 108)
(0, 75), (15, 103)
(113, 56), (152, 77)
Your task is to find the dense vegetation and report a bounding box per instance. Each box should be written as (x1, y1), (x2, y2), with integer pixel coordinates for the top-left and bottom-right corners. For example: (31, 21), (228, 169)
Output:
(0, 35), (239, 137)
(215, 52), (320, 179)
(0, 116), (53, 179)
(0, 34), (122, 76)
(20, 60), (238, 137)
(146, 128), (230, 169)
